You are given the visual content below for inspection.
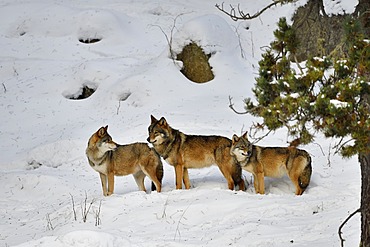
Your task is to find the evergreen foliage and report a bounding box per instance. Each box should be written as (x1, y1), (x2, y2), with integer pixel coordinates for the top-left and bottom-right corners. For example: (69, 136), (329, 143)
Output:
(245, 17), (370, 157)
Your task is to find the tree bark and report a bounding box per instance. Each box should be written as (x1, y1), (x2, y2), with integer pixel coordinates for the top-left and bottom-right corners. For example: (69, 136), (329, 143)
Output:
(359, 151), (370, 247)
(357, 0), (370, 242)
(292, 0), (350, 61)
(354, 0), (370, 39)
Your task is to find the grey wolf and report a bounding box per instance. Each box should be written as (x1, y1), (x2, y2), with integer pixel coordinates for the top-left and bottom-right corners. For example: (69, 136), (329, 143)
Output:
(147, 115), (245, 190)
(86, 126), (163, 196)
(230, 132), (312, 195)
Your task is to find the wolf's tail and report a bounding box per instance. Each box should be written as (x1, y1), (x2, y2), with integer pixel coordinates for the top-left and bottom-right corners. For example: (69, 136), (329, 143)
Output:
(298, 154), (312, 194)
(151, 156), (164, 191)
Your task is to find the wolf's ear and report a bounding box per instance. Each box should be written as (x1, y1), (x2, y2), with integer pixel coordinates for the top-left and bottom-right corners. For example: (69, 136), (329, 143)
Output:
(242, 131), (248, 139)
(232, 134), (239, 143)
(150, 115), (157, 123)
(98, 126), (107, 137)
(159, 117), (167, 126)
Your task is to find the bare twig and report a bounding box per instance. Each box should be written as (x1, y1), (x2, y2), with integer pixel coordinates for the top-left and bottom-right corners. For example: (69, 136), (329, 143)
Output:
(174, 202), (192, 241)
(116, 100), (121, 115)
(95, 200), (102, 226)
(152, 24), (173, 58)
(338, 208), (361, 247)
(249, 124), (272, 144)
(333, 138), (354, 155)
(151, 13), (189, 63)
(229, 96), (248, 114)
(46, 214), (55, 230)
(327, 143), (332, 167)
(228, 97), (272, 143)
(311, 142), (326, 157)
(215, 1), (294, 21)
(157, 195), (170, 220)
(70, 193), (77, 221)
(233, 25), (246, 59)
(13, 67), (18, 76)
(81, 191), (95, 223)
(2, 83), (6, 93)
(250, 31), (255, 58)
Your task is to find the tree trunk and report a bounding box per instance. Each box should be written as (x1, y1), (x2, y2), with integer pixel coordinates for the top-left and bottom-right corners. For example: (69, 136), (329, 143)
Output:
(359, 151), (370, 247)
(357, 0), (370, 243)
(292, 0), (349, 61)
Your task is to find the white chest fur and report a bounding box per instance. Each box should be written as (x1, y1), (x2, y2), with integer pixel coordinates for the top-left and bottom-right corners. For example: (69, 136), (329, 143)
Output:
(91, 160), (108, 175)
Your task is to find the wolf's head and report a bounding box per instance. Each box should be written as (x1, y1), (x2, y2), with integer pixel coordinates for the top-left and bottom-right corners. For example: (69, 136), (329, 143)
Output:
(147, 115), (172, 146)
(89, 126), (117, 154)
(230, 132), (253, 163)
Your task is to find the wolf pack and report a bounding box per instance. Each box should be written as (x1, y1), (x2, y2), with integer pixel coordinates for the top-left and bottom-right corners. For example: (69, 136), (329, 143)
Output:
(86, 115), (312, 196)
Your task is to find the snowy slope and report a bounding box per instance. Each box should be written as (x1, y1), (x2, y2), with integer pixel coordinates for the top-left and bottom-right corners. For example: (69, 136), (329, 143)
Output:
(0, 0), (361, 246)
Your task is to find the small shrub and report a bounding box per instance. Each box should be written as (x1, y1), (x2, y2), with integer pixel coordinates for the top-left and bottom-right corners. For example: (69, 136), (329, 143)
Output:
(176, 42), (214, 83)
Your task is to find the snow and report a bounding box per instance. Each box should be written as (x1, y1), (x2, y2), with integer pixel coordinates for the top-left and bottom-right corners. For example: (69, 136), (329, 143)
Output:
(330, 99), (350, 108)
(323, 0), (357, 16)
(0, 0), (361, 246)
(290, 93), (300, 99)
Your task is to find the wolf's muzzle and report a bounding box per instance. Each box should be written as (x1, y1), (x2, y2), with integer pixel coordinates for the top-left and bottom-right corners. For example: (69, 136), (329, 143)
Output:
(147, 137), (156, 144)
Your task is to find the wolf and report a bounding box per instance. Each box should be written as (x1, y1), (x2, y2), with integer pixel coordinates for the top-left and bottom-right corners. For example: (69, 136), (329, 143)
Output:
(147, 115), (245, 191)
(86, 126), (163, 196)
(230, 132), (312, 195)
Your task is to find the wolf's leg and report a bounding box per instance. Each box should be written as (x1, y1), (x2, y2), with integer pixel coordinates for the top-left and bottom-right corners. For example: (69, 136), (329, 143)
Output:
(287, 159), (307, 195)
(174, 165), (184, 189)
(256, 172), (265, 194)
(216, 163), (235, 190)
(152, 177), (162, 192)
(133, 171), (146, 191)
(289, 169), (306, 195)
(288, 173), (302, 195)
(234, 163), (246, 191)
(183, 168), (191, 189)
(144, 153), (163, 192)
(255, 164), (265, 194)
(238, 179), (246, 191)
(235, 166), (246, 191)
(142, 167), (162, 192)
(99, 173), (108, 196)
(295, 158), (312, 195)
(224, 175), (235, 190)
(107, 172), (114, 196)
(295, 184), (304, 195)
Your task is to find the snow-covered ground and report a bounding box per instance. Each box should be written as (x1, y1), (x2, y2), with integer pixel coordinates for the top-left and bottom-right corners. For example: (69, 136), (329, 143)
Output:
(0, 0), (361, 246)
